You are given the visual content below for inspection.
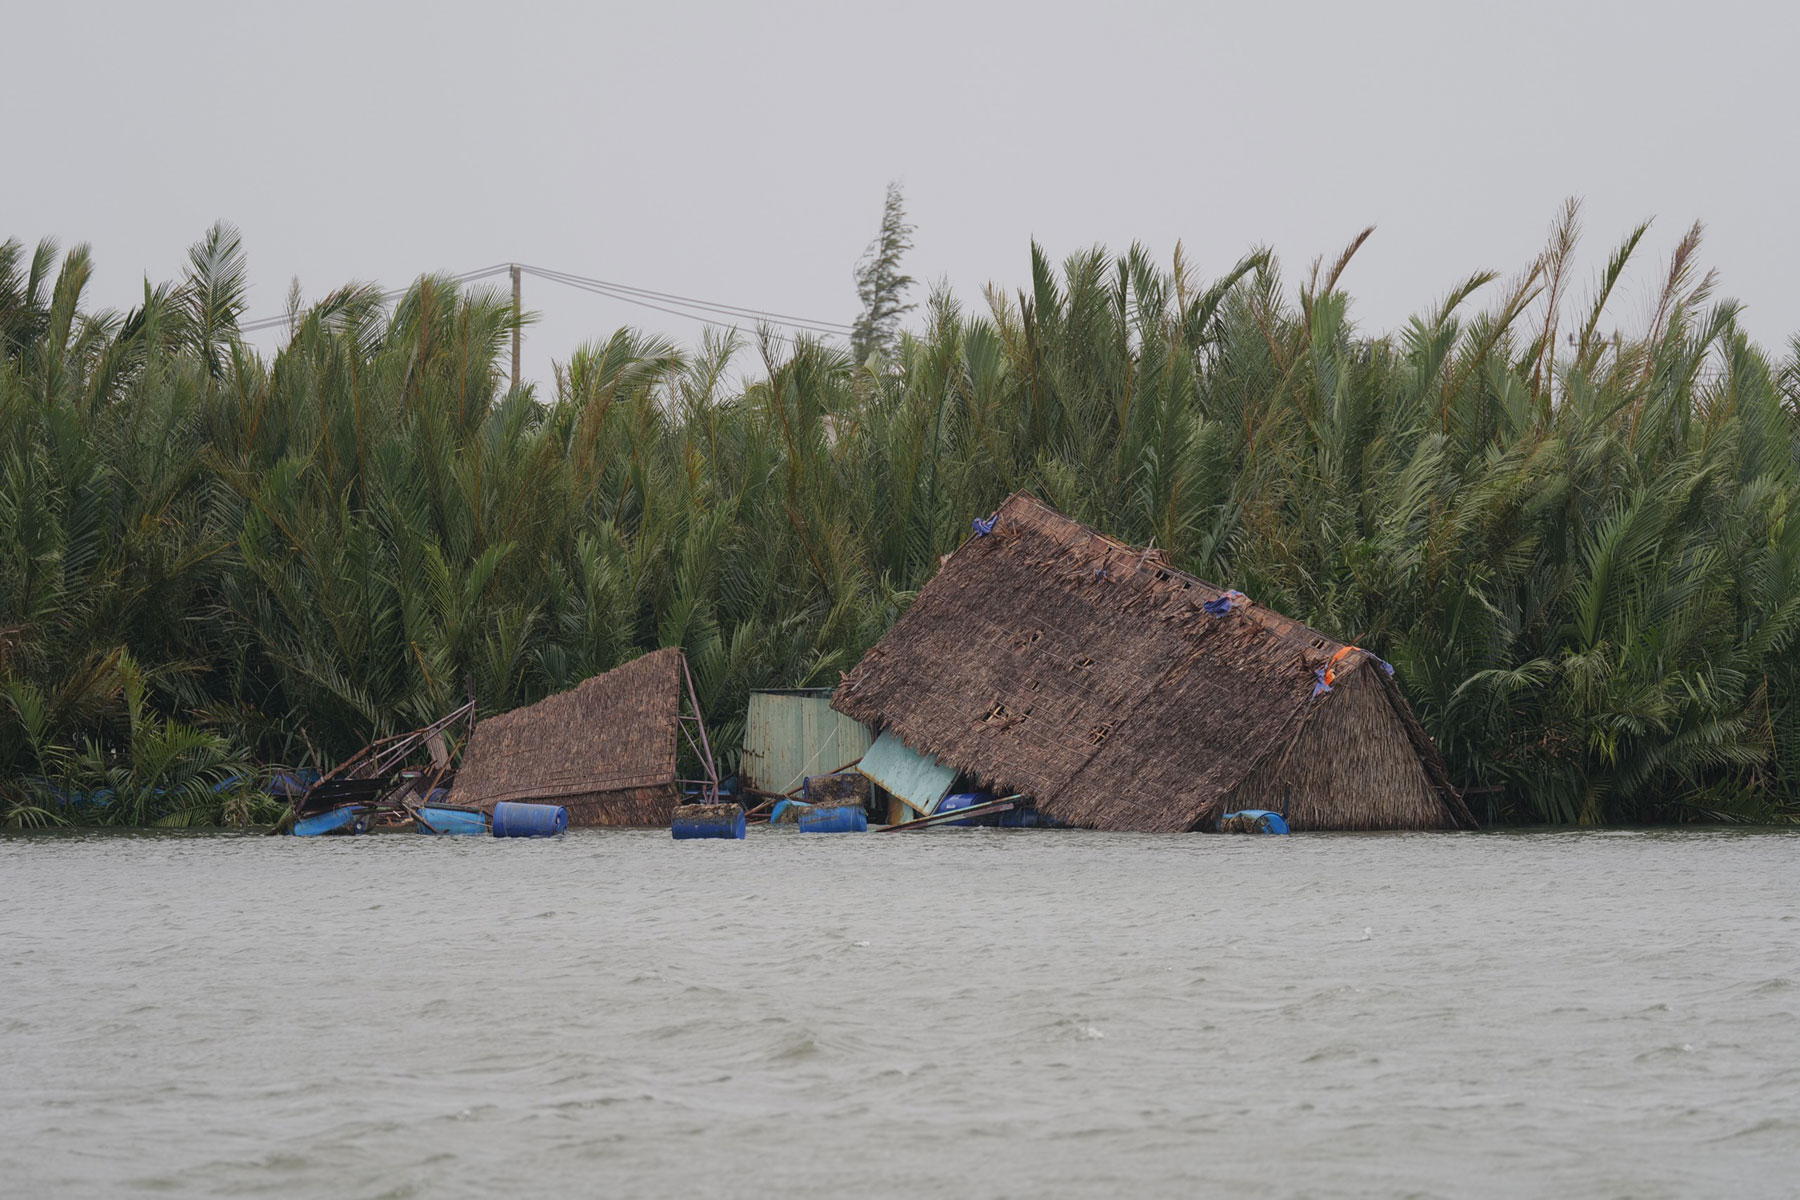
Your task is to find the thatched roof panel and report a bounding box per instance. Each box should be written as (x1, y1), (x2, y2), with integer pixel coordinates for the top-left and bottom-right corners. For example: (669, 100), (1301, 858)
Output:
(832, 494), (1467, 832)
(453, 648), (686, 825)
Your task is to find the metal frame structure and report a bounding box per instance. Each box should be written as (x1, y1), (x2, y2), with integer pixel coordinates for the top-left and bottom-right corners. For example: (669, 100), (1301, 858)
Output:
(675, 657), (721, 805)
(292, 698), (479, 824)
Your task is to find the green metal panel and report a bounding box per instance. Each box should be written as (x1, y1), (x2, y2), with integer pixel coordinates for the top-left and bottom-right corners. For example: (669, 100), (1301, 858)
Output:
(741, 691), (873, 795)
(857, 729), (958, 817)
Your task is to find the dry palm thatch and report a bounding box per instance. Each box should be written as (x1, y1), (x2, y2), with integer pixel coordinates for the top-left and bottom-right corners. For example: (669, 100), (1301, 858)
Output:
(804, 772), (871, 805)
(452, 648), (686, 826)
(831, 494), (1472, 832)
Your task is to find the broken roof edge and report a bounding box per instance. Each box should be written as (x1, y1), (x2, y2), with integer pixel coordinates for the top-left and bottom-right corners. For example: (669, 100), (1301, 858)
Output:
(965, 492), (1354, 655)
(1370, 666), (1477, 829)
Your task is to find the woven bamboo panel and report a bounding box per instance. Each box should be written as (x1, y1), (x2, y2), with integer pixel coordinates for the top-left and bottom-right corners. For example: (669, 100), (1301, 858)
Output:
(832, 493), (1469, 832)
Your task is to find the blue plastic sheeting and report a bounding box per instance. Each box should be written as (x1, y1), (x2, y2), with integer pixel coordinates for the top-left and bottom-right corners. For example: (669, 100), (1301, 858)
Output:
(937, 792), (993, 826)
(1203, 589), (1249, 617)
(1220, 809), (1291, 834)
(33, 782), (114, 808)
(416, 807), (488, 836)
(268, 769), (322, 797)
(490, 802), (569, 838)
(672, 808), (748, 840)
(767, 799), (812, 825)
(798, 805), (867, 834)
(293, 807), (367, 836)
(858, 730), (958, 817)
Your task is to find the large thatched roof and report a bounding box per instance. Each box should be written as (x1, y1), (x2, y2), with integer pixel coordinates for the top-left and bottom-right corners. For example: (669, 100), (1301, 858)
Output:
(453, 648), (686, 826)
(831, 494), (1471, 832)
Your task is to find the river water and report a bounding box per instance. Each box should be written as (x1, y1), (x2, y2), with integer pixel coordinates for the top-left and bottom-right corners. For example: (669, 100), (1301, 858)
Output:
(3, 827), (1796, 1198)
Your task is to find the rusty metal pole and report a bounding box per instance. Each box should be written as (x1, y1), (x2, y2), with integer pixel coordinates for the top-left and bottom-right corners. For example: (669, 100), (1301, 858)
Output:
(681, 658), (721, 803)
(510, 264), (522, 392)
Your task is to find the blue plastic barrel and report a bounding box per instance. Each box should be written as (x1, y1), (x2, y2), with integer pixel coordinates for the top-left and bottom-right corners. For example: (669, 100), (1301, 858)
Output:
(490, 802), (569, 838)
(1220, 809), (1291, 834)
(293, 806), (368, 836)
(798, 804), (867, 834)
(937, 792), (993, 826)
(671, 808), (747, 840)
(416, 806), (488, 836)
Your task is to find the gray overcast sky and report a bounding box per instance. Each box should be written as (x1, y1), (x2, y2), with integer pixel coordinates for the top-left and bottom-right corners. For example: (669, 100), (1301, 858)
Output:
(10, 0), (1798, 386)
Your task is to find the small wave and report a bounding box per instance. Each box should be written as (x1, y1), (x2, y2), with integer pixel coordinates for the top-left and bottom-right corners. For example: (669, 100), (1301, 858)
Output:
(1301, 1045), (1360, 1064)
(766, 1035), (823, 1062)
(1708, 1116), (1800, 1143)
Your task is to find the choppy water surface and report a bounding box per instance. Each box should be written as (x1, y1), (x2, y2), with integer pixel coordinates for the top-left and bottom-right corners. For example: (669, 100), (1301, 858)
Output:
(3, 828), (1797, 1198)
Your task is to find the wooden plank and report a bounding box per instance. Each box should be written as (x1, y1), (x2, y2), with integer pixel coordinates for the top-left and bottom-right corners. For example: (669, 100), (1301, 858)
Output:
(876, 796), (1019, 832)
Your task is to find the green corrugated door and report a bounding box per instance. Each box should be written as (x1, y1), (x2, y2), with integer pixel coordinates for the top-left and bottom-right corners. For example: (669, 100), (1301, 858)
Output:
(741, 692), (873, 796)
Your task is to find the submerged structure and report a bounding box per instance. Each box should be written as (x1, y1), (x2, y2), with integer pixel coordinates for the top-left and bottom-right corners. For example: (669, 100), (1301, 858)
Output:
(284, 699), (478, 835)
(453, 647), (718, 826)
(831, 493), (1472, 833)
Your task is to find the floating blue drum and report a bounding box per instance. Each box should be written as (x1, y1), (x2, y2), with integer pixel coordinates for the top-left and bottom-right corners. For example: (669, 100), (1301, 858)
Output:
(1219, 809), (1290, 834)
(293, 806), (369, 836)
(671, 803), (747, 840)
(937, 792), (993, 826)
(490, 802), (569, 838)
(416, 806), (488, 835)
(798, 804), (867, 834)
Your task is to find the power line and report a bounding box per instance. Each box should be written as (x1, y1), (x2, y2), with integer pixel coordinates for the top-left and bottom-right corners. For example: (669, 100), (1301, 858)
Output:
(237, 264), (513, 332)
(519, 267), (845, 344)
(235, 260), (854, 351)
(517, 263), (855, 333)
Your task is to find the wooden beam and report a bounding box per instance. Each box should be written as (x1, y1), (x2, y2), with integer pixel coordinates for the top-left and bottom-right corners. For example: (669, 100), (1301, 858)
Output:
(876, 796), (1021, 832)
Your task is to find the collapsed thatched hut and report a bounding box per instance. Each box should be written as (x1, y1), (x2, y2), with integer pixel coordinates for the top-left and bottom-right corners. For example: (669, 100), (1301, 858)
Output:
(831, 494), (1472, 833)
(453, 648), (692, 826)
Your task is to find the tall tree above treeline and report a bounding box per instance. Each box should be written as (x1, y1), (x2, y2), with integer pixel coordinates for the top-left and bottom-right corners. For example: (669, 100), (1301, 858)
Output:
(850, 182), (916, 364)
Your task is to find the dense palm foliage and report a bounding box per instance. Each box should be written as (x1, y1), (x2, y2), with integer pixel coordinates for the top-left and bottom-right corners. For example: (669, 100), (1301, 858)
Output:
(3, 209), (1796, 827)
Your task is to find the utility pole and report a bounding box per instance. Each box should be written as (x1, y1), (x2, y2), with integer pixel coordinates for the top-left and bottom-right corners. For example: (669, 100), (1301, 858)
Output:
(510, 264), (522, 392)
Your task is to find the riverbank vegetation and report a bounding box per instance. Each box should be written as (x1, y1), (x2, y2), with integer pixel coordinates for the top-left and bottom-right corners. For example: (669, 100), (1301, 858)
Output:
(3, 205), (1796, 827)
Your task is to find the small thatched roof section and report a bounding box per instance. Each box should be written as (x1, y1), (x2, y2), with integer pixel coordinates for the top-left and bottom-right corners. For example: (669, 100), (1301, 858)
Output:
(453, 648), (685, 825)
(831, 494), (1470, 832)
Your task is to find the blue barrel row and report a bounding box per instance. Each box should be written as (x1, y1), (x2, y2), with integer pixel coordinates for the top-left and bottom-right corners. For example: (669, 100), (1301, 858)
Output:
(671, 801), (869, 839)
(292, 800), (567, 837)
